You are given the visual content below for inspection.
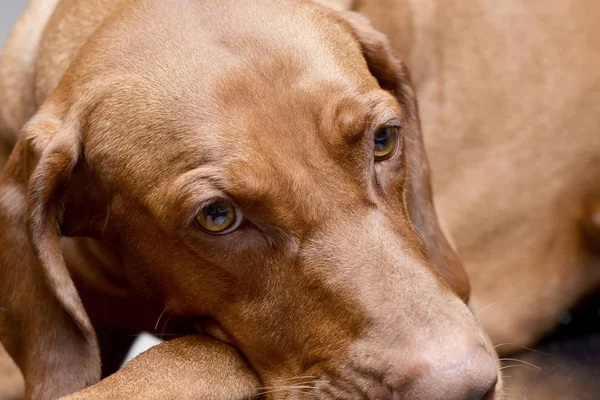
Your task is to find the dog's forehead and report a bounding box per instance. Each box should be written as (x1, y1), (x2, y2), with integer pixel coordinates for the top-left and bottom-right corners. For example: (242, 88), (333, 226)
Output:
(84, 0), (387, 198)
(88, 0), (371, 82)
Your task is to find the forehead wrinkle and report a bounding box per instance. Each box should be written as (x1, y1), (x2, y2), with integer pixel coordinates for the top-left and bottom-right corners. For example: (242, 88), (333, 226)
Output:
(143, 164), (227, 232)
(224, 144), (361, 234)
(84, 74), (226, 172)
(210, 91), (403, 230)
(215, 87), (387, 233)
(327, 90), (404, 143)
(315, 89), (403, 199)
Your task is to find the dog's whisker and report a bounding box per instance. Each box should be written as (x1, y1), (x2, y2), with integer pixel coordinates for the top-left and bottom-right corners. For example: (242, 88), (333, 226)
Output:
(502, 365), (545, 400)
(154, 308), (167, 330)
(494, 342), (554, 357)
(500, 364), (535, 371)
(278, 375), (318, 382)
(473, 299), (553, 319)
(252, 386), (317, 398)
(499, 356), (555, 389)
(498, 358), (541, 370)
(501, 387), (529, 398)
(252, 380), (320, 398)
(500, 370), (527, 385)
(159, 314), (173, 337)
(126, 333), (180, 337)
(255, 384), (316, 391)
(255, 386), (315, 391)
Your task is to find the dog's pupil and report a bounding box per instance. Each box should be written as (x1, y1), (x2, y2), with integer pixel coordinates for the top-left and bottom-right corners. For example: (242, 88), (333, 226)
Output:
(375, 128), (391, 151)
(207, 203), (229, 226)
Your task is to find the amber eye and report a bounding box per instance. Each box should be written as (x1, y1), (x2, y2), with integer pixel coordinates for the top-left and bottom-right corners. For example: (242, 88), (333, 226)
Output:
(195, 201), (242, 234)
(373, 127), (398, 161)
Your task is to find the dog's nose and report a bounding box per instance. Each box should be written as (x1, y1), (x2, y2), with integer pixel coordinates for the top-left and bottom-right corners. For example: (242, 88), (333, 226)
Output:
(394, 344), (498, 400)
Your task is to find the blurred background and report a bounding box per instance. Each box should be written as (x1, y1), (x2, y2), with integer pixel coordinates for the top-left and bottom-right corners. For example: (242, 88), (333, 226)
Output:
(0, 1), (599, 400)
(0, 1), (26, 43)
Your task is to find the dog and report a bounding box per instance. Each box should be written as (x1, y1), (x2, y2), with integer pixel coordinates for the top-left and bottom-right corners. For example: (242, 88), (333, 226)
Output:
(0, 0), (501, 399)
(84, 0), (600, 397)
(76, 0), (600, 397)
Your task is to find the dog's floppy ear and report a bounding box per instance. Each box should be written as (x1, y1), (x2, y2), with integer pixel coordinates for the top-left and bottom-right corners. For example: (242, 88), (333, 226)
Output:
(337, 11), (470, 300)
(0, 96), (104, 399)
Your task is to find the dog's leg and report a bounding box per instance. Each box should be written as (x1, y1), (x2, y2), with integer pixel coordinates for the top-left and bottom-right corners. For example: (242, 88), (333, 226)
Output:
(62, 336), (260, 400)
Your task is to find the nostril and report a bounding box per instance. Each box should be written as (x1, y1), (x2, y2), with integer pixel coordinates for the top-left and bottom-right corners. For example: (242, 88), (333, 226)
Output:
(463, 365), (497, 400)
(393, 344), (499, 400)
(463, 382), (496, 400)
(479, 381), (497, 400)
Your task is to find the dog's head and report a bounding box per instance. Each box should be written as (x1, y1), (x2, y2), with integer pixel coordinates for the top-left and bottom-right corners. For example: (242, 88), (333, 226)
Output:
(1, 0), (500, 398)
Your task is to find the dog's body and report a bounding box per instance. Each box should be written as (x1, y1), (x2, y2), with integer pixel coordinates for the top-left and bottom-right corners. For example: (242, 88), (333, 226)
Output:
(0, 0), (598, 399)
(356, 0), (600, 348)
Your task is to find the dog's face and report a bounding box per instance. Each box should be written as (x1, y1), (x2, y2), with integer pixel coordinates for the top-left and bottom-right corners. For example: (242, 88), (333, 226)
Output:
(8, 0), (500, 398)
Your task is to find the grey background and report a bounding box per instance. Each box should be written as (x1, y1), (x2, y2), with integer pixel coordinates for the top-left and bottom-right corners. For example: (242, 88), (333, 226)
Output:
(0, 1), (27, 45)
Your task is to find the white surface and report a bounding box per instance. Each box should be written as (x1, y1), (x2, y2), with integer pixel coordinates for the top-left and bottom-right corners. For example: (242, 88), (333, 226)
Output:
(0, 0), (27, 47)
(123, 333), (164, 366)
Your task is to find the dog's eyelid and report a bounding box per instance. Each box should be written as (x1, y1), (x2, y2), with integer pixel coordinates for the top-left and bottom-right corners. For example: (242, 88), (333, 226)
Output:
(365, 115), (402, 137)
(193, 189), (243, 212)
(375, 117), (403, 131)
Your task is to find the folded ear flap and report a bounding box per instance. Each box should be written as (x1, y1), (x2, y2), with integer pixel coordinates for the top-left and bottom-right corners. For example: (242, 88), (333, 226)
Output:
(338, 12), (471, 300)
(0, 100), (102, 399)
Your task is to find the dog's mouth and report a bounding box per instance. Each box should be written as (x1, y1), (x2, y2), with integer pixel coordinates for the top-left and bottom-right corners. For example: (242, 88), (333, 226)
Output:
(184, 317), (502, 400)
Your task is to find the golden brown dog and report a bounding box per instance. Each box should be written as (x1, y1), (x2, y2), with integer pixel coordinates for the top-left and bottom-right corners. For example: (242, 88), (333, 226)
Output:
(0, 0), (501, 399)
(73, 0), (600, 397)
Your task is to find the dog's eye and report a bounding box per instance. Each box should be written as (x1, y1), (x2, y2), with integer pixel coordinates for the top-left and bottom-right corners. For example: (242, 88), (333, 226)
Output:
(374, 127), (398, 161)
(195, 201), (243, 234)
